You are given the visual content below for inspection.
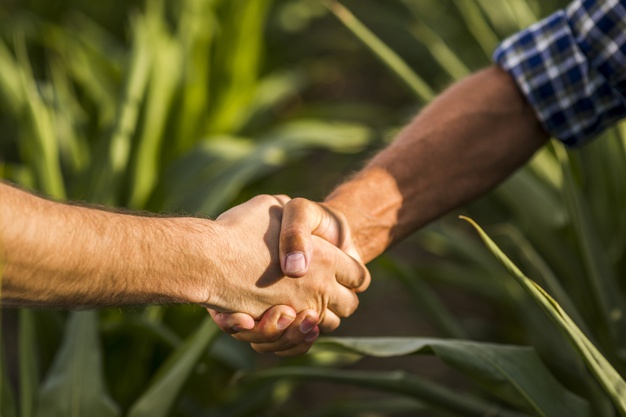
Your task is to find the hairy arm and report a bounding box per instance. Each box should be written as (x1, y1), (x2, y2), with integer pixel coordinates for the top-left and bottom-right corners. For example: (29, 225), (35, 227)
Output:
(213, 66), (550, 348)
(319, 65), (549, 262)
(0, 185), (367, 337)
(0, 183), (214, 308)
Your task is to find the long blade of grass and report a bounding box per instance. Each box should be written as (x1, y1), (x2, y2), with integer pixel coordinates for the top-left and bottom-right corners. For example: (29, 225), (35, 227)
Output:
(327, 0), (434, 102)
(15, 34), (66, 200)
(88, 11), (153, 205)
(42, 14), (121, 128)
(128, 2), (182, 209)
(501, 0), (538, 29)
(496, 168), (567, 229)
(247, 366), (531, 417)
(0, 39), (24, 111)
(19, 310), (38, 417)
(0, 343), (17, 417)
(409, 21), (470, 81)
(461, 216), (626, 416)
(49, 58), (90, 177)
(36, 312), (120, 417)
(555, 144), (626, 352)
(452, 0), (499, 59)
(127, 318), (220, 417)
(379, 256), (468, 339)
(207, 0), (273, 134)
(318, 337), (590, 417)
(172, 0), (217, 155)
(496, 225), (590, 336)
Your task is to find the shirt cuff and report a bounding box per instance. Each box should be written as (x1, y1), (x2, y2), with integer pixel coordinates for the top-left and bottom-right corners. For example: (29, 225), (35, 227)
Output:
(493, 3), (626, 147)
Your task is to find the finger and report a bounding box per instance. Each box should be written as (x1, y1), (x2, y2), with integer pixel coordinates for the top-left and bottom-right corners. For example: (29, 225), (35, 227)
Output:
(274, 326), (320, 357)
(251, 310), (320, 354)
(327, 283), (360, 319)
(279, 198), (322, 278)
(231, 305), (297, 344)
(208, 309), (255, 334)
(318, 308), (341, 333)
(328, 237), (371, 293)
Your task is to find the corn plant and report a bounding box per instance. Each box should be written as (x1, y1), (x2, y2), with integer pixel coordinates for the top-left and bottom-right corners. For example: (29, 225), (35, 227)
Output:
(0, 0), (374, 415)
(240, 1), (626, 416)
(3, 0), (626, 416)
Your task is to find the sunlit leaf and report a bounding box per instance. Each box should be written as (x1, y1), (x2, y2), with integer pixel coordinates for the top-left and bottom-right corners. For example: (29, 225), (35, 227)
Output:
(327, 0), (434, 102)
(317, 336), (590, 417)
(37, 312), (120, 417)
(0, 341), (17, 417)
(248, 365), (531, 417)
(19, 310), (38, 417)
(462, 216), (626, 416)
(127, 318), (220, 417)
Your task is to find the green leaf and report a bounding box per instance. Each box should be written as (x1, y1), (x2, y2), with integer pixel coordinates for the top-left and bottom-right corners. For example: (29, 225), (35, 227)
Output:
(19, 309), (38, 417)
(0, 341), (17, 417)
(461, 216), (626, 416)
(159, 120), (371, 215)
(127, 317), (220, 417)
(497, 167), (567, 229)
(15, 35), (66, 200)
(380, 257), (468, 339)
(555, 144), (626, 351)
(208, 0), (273, 133)
(36, 312), (120, 417)
(312, 397), (428, 417)
(88, 10), (154, 206)
(409, 20), (470, 81)
(314, 337), (590, 417)
(128, 3), (183, 209)
(327, 1), (434, 102)
(247, 365), (530, 417)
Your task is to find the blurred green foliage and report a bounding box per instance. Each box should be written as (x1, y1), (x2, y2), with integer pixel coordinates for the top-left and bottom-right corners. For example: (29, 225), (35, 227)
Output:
(2, 0), (626, 416)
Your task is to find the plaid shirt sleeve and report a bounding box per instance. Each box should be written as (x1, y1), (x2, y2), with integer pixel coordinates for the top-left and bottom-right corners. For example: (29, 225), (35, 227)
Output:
(493, 0), (626, 147)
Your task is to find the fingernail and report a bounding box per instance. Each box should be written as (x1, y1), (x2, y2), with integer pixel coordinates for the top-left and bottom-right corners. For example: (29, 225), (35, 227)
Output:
(285, 252), (306, 274)
(232, 325), (243, 332)
(304, 327), (319, 343)
(300, 317), (317, 333)
(277, 314), (295, 330)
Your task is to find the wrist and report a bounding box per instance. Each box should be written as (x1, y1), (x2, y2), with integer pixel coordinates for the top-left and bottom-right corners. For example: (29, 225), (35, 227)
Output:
(162, 217), (222, 307)
(324, 167), (403, 263)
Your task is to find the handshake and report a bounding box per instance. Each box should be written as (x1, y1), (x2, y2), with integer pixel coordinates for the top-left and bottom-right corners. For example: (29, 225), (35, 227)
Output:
(3, 66), (544, 357)
(0, 182), (377, 358)
(205, 194), (371, 357)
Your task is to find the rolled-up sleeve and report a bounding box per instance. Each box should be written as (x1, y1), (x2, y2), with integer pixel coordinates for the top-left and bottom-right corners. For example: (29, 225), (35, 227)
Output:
(493, 0), (626, 147)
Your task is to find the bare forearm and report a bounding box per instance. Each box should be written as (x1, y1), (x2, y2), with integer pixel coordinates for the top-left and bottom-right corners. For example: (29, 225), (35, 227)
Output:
(0, 185), (367, 328)
(326, 66), (549, 262)
(0, 183), (213, 308)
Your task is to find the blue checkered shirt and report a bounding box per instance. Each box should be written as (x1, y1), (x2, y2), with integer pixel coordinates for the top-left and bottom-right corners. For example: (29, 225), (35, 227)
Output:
(493, 0), (626, 147)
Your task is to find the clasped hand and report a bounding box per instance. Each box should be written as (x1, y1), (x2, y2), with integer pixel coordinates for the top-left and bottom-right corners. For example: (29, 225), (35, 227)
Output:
(208, 195), (369, 356)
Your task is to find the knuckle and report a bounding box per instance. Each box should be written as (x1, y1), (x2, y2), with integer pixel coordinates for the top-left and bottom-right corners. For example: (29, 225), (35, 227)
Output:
(358, 269), (372, 292)
(346, 295), (360, 316)
(287, 197), (310, 210)
(273, 194), (291, 205)
(252, 194), (277, 206)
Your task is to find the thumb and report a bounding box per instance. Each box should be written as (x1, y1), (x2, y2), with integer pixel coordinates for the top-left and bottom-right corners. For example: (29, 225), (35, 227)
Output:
(280, 198), (347, 277)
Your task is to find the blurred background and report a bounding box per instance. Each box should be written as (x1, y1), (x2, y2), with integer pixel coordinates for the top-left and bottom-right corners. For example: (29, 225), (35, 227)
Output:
(3, 0), (626, 416)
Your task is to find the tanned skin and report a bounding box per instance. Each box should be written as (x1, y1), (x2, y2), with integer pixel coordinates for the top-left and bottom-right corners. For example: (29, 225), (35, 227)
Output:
(212, 66), (550, 355)
(0, 186), (370, 356)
